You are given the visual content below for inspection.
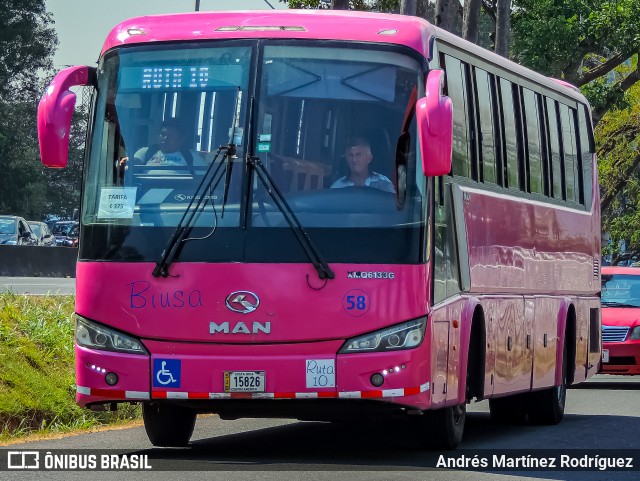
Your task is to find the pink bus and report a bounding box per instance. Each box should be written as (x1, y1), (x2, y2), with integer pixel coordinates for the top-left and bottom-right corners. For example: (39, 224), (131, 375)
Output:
(38, 10), (601, 449)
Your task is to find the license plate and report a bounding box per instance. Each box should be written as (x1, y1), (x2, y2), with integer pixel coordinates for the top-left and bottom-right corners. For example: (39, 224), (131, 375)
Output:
(224, 371), (265, 393)
(602, 349), (609, 363)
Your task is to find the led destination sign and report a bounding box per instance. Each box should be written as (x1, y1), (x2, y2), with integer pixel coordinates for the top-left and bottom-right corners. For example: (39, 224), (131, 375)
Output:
(119, 65), (243, 91)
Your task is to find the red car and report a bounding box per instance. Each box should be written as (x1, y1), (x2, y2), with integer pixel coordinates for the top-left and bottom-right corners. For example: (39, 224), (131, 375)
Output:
(600, 266), (640, 374)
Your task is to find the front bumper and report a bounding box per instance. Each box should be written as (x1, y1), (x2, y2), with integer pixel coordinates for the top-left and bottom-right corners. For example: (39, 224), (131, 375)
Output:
(75, 338), (432, 413)
(600, 340), (640, 375)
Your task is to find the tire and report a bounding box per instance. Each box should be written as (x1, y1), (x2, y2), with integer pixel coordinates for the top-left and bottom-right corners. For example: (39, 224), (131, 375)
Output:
(142, 402), (197, 447)
(527, 340), (568, 425)
(422, 404), (466, 450)
(489, 394), (528, 425)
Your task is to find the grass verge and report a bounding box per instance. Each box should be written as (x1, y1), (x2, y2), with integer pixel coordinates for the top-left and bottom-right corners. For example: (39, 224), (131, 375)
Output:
(0, 292), (141, 442)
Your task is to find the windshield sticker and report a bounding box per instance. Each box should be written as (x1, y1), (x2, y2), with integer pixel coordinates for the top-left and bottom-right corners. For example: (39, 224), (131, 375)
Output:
(347, 271), (395, 279)
(257, 141), (271, 152)
(306, 359), (335, 388)
(98, 187), (137, 219)
(342, 289), (371, 317)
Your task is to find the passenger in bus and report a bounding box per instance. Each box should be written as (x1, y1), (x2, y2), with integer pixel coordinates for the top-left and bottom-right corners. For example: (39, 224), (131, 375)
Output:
(134, 118), (205, 173)
(330, 137), (395, 193)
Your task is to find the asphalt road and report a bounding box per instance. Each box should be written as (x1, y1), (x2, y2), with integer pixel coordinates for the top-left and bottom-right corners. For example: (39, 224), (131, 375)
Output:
(2, 375), (639, 481)
(0, 276), (75, 295)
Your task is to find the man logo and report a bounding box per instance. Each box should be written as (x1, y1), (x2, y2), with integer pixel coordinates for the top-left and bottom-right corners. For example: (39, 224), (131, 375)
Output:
(225, 291), (260, 314)
(210, 321), (271, 335)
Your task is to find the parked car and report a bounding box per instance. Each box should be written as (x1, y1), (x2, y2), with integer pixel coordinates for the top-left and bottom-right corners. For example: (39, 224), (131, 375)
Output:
(0, 215), (39, 246)
(51, 221), (79, 247)
(600, 266), (640, 375)
(27, 221), (56, 247)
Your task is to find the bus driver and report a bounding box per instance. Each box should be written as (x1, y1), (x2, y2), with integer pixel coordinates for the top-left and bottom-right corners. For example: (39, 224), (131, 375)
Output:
(330, 137), (395, 193)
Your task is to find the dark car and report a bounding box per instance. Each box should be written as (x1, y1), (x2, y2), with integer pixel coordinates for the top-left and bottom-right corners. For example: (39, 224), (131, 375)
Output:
(0, 215), (39, 246)
(51, 221), (79, 247)
(28, 221), (56, 247)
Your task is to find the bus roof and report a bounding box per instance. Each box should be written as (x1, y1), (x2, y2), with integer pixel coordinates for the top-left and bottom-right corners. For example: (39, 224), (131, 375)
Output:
(102, 10), (433, 58)
(101, 9), (588, 107)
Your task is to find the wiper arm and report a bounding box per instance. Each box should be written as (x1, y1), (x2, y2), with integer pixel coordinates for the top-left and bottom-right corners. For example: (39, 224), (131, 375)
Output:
(249, 156), (334, 281)
(152, 145), (230, 278)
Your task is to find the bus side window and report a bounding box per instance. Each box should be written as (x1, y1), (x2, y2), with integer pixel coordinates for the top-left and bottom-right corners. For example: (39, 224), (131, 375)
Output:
(433, 178), (460, 304)
(545, 98), (564, 200)
(558, 103), (579, 204)
(442, 55), (472, 179)
(522, 88), (543, 194)
(473, 68), (498, 185)
(498, 78), (520, 190)
(578, 105), (594, 207)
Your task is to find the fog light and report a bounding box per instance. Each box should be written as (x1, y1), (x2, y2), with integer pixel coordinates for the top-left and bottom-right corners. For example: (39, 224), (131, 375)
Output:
(370, 373), (384, 387)
(105, 372), (119, 386)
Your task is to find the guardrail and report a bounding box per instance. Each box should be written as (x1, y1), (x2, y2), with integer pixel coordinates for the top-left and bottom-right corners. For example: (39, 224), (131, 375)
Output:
(0, 246), (77, 277)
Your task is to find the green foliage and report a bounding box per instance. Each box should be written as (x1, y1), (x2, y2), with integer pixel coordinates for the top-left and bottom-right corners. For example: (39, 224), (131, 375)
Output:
(0, 0), (57, 100)
(0, 1), (66, 221)
(511, 0), (588, 77)
(597, 68), (640, 257)
(0, 92), (49, 218)
(511, 1), (640, 87)
(281, 0), (399, 12)
(0, 293), (140, 441)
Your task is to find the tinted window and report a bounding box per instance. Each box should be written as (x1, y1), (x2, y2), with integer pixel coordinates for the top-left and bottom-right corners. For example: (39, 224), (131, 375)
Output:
(545, 98), (563, 200)
(444, 55), (471, 178)
(578, 105), (594, 207)
(0, 218), (16, 235)
(522, 88), (543, 194)
(474, 68), (497, 184)
(30, 224), (42, 237)
(559, 103), (579, 203)
(499, 78), (519, 189)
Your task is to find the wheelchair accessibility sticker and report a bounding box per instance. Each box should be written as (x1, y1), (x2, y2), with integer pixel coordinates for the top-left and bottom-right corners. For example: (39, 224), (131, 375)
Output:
(153, 359), (181, 388)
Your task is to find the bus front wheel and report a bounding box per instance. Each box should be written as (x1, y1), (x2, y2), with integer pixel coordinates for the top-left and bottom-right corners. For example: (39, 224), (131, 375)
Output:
(420, 404), (466, 450)
(142, 402), (197, 447)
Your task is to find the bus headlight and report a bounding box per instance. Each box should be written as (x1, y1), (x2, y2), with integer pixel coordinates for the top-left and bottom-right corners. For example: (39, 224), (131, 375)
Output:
(338, 318), (426, 353)
(630, 326), (640, 340)
(75, 316), (148, 354)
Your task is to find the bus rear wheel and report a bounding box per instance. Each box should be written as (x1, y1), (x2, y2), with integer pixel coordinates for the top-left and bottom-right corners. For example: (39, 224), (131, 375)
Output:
(142, 402), (196, 447)
(489, 394), (528, 424)
(527, 341), (568, 425)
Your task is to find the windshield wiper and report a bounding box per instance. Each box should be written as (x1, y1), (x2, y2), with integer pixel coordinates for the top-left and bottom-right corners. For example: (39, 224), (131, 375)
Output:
(248, 155), (334, 281)
(152, 145), (230, 278)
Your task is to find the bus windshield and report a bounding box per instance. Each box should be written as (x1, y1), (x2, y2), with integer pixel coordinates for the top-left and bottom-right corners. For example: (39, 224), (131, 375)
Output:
(82, 41), (426, 264)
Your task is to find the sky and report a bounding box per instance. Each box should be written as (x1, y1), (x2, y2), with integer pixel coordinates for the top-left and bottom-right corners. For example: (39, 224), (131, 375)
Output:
(47, 0), (288, 69)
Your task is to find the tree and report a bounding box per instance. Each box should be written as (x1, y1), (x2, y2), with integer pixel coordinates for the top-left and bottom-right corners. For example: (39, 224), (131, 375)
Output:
(435, 0), (459, 33)
(0, 0), (58, 220)
(462, 0), (481, 43)
(494, 0), (511, 57)
(511, 0), (640, 124)
(597, 71), (640, 262)
(0, 0), (57, 100)
(401, 0), (417, 15)
(331, 0), (350, 8)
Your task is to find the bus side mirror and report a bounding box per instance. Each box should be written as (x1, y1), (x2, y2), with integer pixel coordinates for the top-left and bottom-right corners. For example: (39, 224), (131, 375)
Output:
(38, 66), (96, 168)
(417, 69), (453, 177)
